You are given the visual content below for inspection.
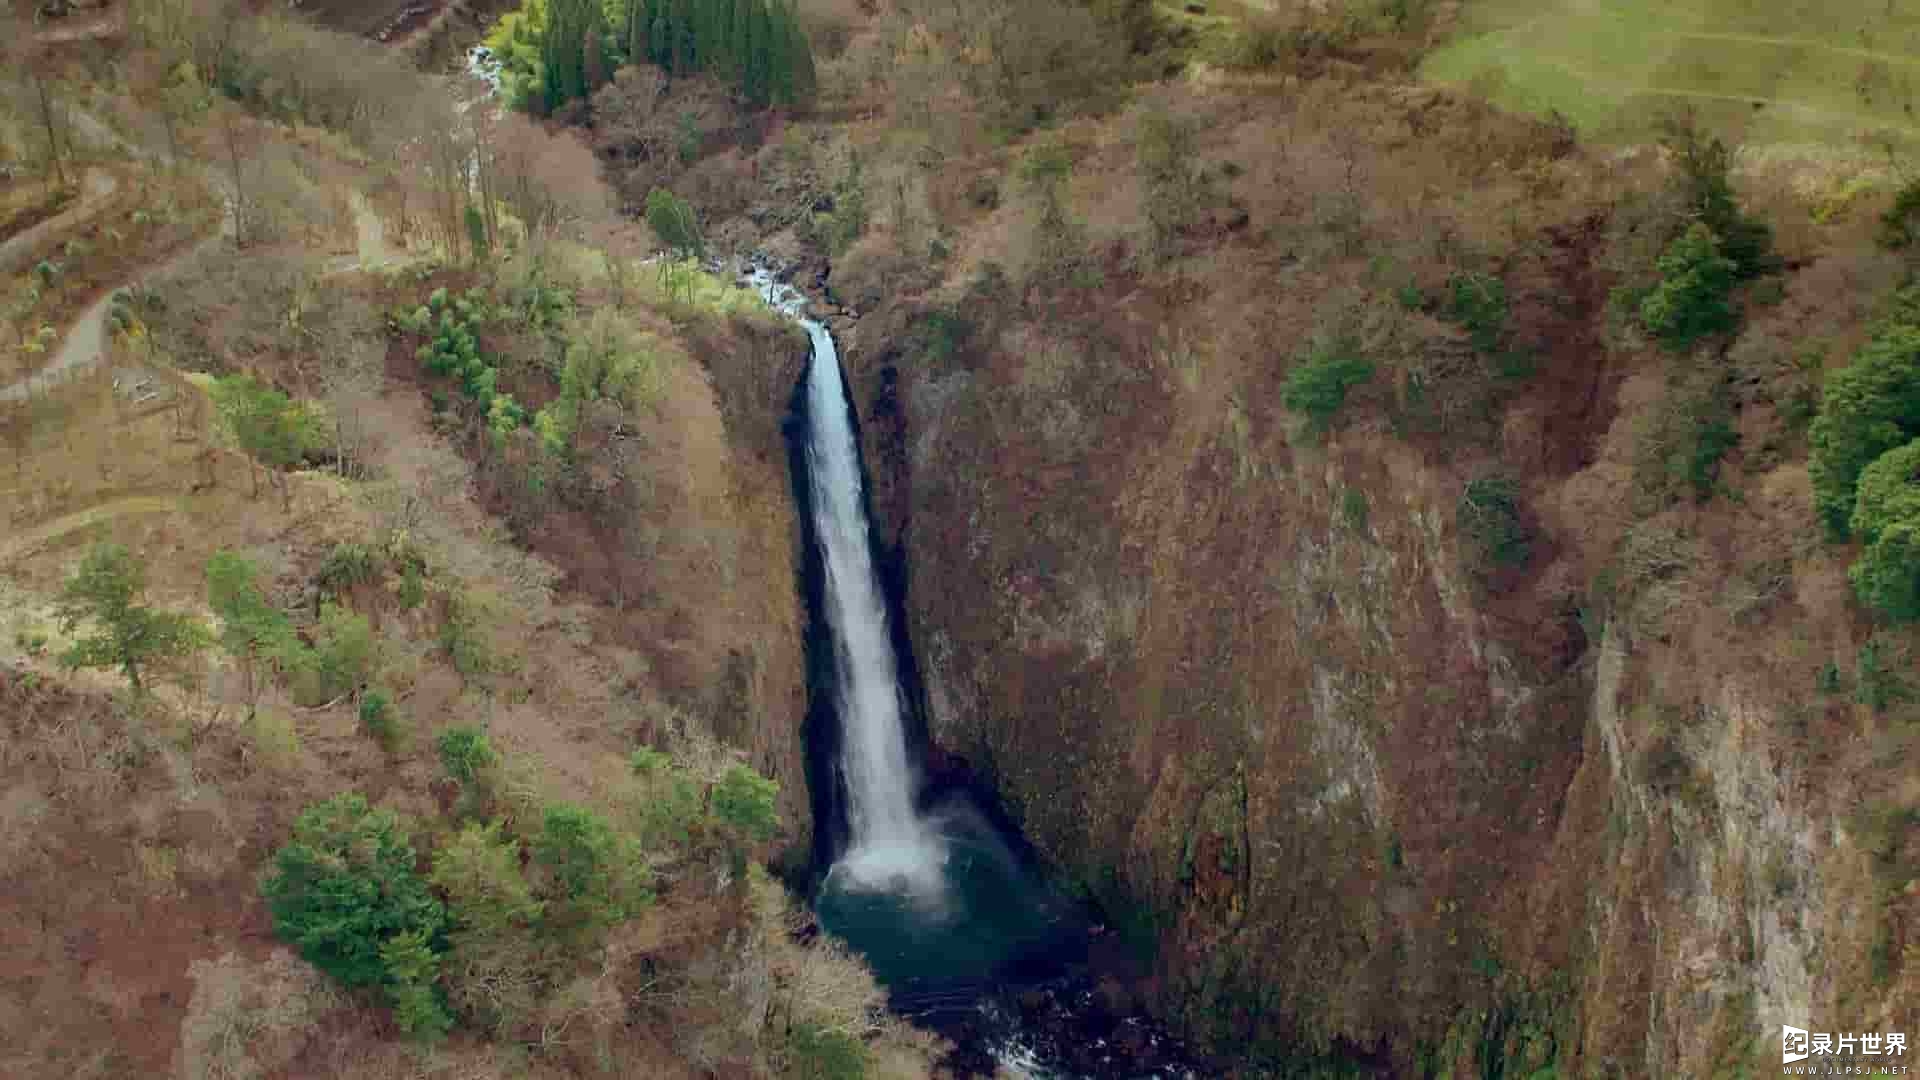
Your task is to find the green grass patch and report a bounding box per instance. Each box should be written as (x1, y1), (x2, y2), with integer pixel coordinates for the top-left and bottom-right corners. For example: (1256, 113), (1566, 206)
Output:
(1423, 0), (1920, 148)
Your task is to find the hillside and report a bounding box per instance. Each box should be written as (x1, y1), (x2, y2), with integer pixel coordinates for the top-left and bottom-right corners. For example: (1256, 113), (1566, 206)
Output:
(0, 4), (938, 1076)
(5, 0), (1920, 1077)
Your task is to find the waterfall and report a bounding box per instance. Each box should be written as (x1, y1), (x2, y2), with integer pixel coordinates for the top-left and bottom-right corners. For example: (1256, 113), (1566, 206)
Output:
(749, 268), (946, 895)
(749, 265), (1195, 1077)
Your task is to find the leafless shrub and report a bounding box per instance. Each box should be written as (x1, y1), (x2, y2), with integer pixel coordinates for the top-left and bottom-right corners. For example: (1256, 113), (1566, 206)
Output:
(495, 112), (613, 254)
(0, 783), (51, 876)
(179, 950), (337, 1080)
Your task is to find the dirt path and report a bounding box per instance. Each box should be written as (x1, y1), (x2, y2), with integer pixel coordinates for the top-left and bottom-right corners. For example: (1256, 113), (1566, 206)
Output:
(0, 98), (409, 403)
(0, 169), (119, 274)
(0, 106), (235, 404)
(0, 496), (183, 567)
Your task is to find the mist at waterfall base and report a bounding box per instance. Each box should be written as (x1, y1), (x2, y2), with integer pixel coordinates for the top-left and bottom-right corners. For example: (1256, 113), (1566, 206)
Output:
(755, 266), (1195, 1078)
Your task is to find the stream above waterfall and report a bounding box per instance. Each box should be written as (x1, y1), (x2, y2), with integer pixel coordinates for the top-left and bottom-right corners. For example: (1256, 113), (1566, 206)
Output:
(751, 264), (1203, 1079)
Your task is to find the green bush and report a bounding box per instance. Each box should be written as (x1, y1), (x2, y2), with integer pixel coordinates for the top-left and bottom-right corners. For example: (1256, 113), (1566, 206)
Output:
(1340, 487), (1370, 531)
(428, 821), (545, 1029)
(787, 1022), (870, 1080)
(262, 794), (445, 991)
(1855, 634), (1913, 713)
(433, 822), (543, 935)
(711, 764), (780, 844)
(440, 590), (497, 681)
(1443, 271), (1508, 353)
(631, 750), (704, 850)
(437, 726), (500, 787)
(1633, 374), (1737, 508)
(397, 563), (428, 611)
(408, 286), (529, 443)
(819, 153), (868, 257)
(533, 804), (653, 932)
(1639, 223), (1739, 349)
(1458, 474), (1532, 572)
(358, 688), (401, 751)
(1847, 437), (1920, 621)
(644, 187), (704, 259)
(207, 550), (292, 645)
(1282, 341), (1374, 430)
(315, 542), (382, 600)
(316, 605), (375, 693)
(381, 930), (453, 1041)
(206, 549), (296, 693)
(211, 375), (324, 481)
(535, 307), (665, 454)
(1809, 322), (1920, 537)
(285, 605), (375, 706)
(1669, 127), (1776, 279)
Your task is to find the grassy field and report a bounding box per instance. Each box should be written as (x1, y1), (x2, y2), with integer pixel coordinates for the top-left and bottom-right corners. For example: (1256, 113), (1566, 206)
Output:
(1421, 0), (1920, 149)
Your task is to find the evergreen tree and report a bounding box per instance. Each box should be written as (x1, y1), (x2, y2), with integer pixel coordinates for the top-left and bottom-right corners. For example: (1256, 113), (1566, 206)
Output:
(539, 0), (603, 113)
(743, 0), (771, 105)
(716, 0), (743, 80)
(786, 0), (815, 102)
(669, 0), (695, 72)
(647, 3), (669, 66)
(625, 0), (658, 66)
(696, 0), (728, 75)
(511, 0), (811, 111)
(766, 0), (794, 105)
(730, 0), (753, 86)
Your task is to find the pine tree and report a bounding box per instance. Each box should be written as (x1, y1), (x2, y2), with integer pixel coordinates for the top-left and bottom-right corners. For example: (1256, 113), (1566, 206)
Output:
(669, 0), (695, 72)
(540, 0), (602, 112)
(694, 0), (725, 75)
(625, 0), (657, 66)
(743, 0), (771, 105)
(786, 0), (815, 103)
(647, 0), (672, 66)
(766, 0), (794, 105)
(718, 0), (744, 80)
(729, 0), (752, 86)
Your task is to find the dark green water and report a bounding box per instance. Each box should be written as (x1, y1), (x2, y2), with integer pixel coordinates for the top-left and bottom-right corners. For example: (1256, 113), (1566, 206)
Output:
(813, 797), (1089, 1017)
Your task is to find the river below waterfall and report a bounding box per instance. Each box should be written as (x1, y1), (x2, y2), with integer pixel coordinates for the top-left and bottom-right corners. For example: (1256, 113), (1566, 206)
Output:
(750, 265), (1203, 1079)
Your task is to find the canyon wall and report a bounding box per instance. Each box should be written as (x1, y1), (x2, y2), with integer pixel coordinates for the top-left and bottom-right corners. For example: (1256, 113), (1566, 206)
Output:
(832, 272), (1913, 1072)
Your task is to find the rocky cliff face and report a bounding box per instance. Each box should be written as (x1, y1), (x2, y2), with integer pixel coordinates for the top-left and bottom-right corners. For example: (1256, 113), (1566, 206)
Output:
(686, 315), (816, 855)
(831, 270), (1912, 1072)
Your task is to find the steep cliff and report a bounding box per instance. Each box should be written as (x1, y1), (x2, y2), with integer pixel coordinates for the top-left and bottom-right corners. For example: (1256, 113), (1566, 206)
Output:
(824, 81), (1919, 1073)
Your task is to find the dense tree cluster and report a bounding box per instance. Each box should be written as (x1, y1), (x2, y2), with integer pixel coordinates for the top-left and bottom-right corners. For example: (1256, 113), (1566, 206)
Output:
(626, 0), (815, 107)
(490, 0), (815, 116)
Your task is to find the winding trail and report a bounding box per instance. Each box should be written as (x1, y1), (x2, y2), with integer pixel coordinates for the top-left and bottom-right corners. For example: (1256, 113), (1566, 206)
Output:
(0, 496), (183, 567)
(0, 168), (119, 275)
(0, 103), (405, 404)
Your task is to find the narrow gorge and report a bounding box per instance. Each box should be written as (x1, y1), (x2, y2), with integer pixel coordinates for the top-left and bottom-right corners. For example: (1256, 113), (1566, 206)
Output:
(760, 265), (1195, 1076)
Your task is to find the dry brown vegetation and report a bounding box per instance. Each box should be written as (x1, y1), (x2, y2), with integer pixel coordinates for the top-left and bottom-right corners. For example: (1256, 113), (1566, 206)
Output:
(0, 5), (938, 1077)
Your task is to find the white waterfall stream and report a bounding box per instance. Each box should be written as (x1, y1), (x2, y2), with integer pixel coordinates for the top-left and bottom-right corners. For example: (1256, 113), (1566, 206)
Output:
(748, 269), (948, 896)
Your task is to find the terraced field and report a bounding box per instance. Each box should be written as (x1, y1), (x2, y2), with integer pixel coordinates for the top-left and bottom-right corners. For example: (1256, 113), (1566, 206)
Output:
(1422, 0), (1920, 148)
